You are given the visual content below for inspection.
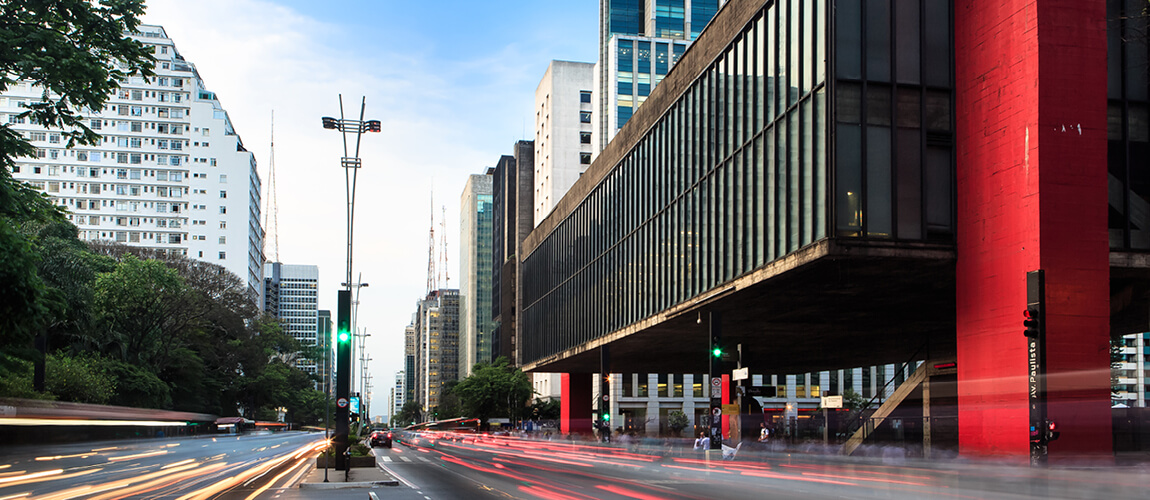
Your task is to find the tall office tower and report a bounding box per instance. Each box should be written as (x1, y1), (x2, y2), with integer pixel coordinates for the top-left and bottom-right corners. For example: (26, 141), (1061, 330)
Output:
(534, 61), (595, 226)
(318, 310), (332, 395)
(412, 290), (460, 414)
(404, 319), (416, 404)
(594, 0), (721, 153)
(393, 370), (407, 419)
(263, 262), (320, 377)
(2, 25), (265, 300)
(459, 173), (494, 377)
(491, 141), (534, 365)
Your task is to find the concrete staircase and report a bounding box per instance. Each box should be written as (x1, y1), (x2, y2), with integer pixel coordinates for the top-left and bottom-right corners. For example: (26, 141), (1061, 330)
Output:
(841, 358), (957, 456)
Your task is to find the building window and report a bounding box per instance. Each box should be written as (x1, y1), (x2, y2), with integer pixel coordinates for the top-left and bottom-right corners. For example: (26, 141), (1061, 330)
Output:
(579, 153), (591, 165)
(580, 91), (592, 103)
(579, 111), (592, 123)
(218, 251), (226, 260)
(219, 236), (226, 244)
(219, 190), (226, 198)
(219, 206), (226, 214)
(219, 221), (226, 229)
(580, 132), (592, 144)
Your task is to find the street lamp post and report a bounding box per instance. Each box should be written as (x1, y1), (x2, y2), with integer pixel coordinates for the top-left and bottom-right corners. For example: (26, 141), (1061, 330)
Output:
(323, 95), (380, 470)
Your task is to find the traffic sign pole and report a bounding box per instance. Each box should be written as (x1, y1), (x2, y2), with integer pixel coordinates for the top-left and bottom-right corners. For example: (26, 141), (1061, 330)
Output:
(708, 311), (722, 450)
(334, 290), (351, 470)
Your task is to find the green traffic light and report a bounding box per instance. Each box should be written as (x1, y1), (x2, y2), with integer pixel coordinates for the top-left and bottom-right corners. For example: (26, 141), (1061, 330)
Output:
(338, 330), (350, 343)
(712, 347), (722, 357)
(602, 413), (610, 421)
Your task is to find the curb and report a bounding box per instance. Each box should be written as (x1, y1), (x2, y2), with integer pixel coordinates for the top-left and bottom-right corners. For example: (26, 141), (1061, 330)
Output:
(299, 480), (399, 489)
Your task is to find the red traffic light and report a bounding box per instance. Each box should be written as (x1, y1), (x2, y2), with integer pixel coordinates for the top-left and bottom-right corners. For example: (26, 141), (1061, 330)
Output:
(1023, 307), (1041, 339)
(322, 117), (339, 129)
(365, 120), (381, 133)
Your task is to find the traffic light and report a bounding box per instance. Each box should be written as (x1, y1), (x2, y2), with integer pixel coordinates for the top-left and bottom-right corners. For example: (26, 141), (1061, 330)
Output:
(1045, 420), (1060, 442)
(365, 120), (381, 132)
(602, 412), (610, 422)
(1023, 307), (1041, 339)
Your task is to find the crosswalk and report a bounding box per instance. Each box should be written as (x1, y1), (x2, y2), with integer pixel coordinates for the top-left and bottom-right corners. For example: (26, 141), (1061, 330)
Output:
(378, 455), (432, 463)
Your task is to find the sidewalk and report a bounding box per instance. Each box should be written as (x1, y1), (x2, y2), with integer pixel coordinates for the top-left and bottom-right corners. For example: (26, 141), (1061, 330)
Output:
(298, 459), (399, 490)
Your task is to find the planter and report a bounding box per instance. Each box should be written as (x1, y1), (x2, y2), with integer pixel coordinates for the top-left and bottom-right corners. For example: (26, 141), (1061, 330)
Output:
(315, 455), (375, 468)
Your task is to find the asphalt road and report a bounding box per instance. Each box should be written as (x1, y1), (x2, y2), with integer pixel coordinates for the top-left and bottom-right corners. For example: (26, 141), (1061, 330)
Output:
(0, 430), (324, 500)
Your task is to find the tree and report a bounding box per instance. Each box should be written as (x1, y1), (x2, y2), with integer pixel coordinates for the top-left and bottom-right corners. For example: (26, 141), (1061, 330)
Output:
(436, 381), (464, 420)
(45, 352), (116, 404)
(395, 400), (423, 427)
(0, 1), (153, 366)
(667, 410), (690, 436)
(453, 357), (533, 428)
(92, 255), (197, 370)
(530, 397), (562, 421)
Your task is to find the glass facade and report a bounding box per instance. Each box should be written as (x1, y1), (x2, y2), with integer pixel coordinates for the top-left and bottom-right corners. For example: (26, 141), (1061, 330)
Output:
(522, 0), (955, 366)
(1108, 0), (1150, 250)
(476, 193), (494, 363)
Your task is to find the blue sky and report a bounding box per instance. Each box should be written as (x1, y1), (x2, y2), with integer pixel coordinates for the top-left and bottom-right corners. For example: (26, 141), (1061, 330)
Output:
(142, 0), (598, 418)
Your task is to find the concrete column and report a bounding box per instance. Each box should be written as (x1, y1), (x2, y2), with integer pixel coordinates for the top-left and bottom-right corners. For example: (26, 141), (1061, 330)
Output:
(955, 0), (1111, 461)
(561, 373), (593, 436)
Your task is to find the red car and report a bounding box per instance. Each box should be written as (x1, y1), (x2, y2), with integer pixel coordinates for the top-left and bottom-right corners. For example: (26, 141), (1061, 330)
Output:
(369, 430), (392, 448)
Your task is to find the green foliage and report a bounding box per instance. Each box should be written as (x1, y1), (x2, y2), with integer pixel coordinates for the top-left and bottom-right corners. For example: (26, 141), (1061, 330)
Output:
(530, 397), (561, 421)
(435, 380), (463, 420)
(396, 400), (423, 427)
(667, 410), (690, 435)
(453, 357), (533, 426)
(45, 352), (116, 404)
(0, 359), (51, 399)
(101, 358), (171, 408)
(841, 389), (869, 410)
(0, 0), (154, 173)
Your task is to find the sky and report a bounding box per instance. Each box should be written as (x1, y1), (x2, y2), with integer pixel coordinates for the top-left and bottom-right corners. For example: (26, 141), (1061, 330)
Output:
(142, 0), (599, 419)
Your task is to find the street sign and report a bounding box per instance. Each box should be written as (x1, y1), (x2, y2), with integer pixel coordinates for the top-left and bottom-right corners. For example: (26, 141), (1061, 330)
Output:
(337, 397), (349, 408)
(350, 396), (361, 413)
(732, 367), (749, 381)
(821, 395), (843, 408)
(602, 394), (609, 402)
(744, 386), (778, 397)
(711, 407), (721, 418)
(710, 377), (722, 398)
(722, 404), (739, 415)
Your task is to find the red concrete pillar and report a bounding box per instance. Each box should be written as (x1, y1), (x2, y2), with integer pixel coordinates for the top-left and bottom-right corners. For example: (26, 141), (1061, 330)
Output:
(955, 0), (1111, 461)
(561, 373), (593, 436)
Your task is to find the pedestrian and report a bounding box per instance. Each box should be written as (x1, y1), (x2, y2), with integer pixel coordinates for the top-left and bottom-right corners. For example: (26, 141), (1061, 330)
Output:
(693, 432), (710, 451)
(758, 422), (770, 442)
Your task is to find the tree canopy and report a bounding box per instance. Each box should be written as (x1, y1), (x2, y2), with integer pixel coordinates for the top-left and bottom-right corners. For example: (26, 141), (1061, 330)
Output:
(453, 357), (533, 427)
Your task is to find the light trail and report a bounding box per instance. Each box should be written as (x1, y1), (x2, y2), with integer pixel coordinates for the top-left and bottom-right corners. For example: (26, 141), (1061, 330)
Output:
(242, 457), (310, 500)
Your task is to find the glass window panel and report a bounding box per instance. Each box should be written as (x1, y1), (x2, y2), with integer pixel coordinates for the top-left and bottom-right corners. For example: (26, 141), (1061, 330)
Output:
(925, 90), (951, 131)
(897, 128), (923, 239)
(1108, 0), (1122, 99)
(803, 0), (814, 94)
(925, 147), (952, 234)
(789, 0), (801, 105)
(789, 112), (801, 251)
(817, 0), (827, 84)
(867, 126), (893, 237)
(778, 0), (789, 110)
(755, 16), (764, 132)
(815, 88), (827, 240)
(767, 127), (778, 260)
(867, 84), (893, 126)
(837, 128), (866, 237)
(1127, 0), (1149, 101)
(895, 0), (921, 84)
(866, 0), (891, 82)
(768, 5), (777, 122)
(777, 118), (789, 255)
(837, 81), (862, 123)
(835, 0), (862, 80)
(923, 0), (950, 87)
(897, 87), (922, 128)
(802, 98), (815, 244)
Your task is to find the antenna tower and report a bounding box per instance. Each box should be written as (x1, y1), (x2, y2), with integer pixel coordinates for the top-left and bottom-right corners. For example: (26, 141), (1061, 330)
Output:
(262, 110), (279, 262)
(440, 205), (449, 289)
(425, 194), (437, 296)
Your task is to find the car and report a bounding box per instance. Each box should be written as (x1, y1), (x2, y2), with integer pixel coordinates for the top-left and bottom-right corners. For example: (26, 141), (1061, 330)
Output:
(369, 430), (392, 448)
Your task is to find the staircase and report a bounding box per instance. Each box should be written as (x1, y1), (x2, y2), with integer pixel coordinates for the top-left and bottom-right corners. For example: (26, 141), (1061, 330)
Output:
(841, 358), (957, 456)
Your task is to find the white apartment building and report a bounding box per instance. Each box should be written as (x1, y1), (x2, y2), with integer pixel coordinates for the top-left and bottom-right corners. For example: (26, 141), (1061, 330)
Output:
(533, 61), (595, 226)
(1, 25), (264, 299)
(393, 370), (406, 418)
(1114, 332), (1150, 408)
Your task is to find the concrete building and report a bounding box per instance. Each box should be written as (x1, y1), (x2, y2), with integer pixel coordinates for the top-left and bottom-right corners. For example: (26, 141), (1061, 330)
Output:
(517, 0), (1141, 461)
(2, 24), (264, 301)
(491, 141), (534, 365)
(404, 320), (416, 404)
(411, 289), (460, 414)
(459, 173), (494, 377)
(318, 309), (332, 395)
(534, 61), (596, 226)
(393, 370), (407, 419)
(594, 0), (721, 153)
(263, 262), (320, 377)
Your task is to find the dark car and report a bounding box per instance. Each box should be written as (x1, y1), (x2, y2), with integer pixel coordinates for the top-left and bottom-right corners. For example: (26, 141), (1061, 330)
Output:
(369, 430), (392, 448)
